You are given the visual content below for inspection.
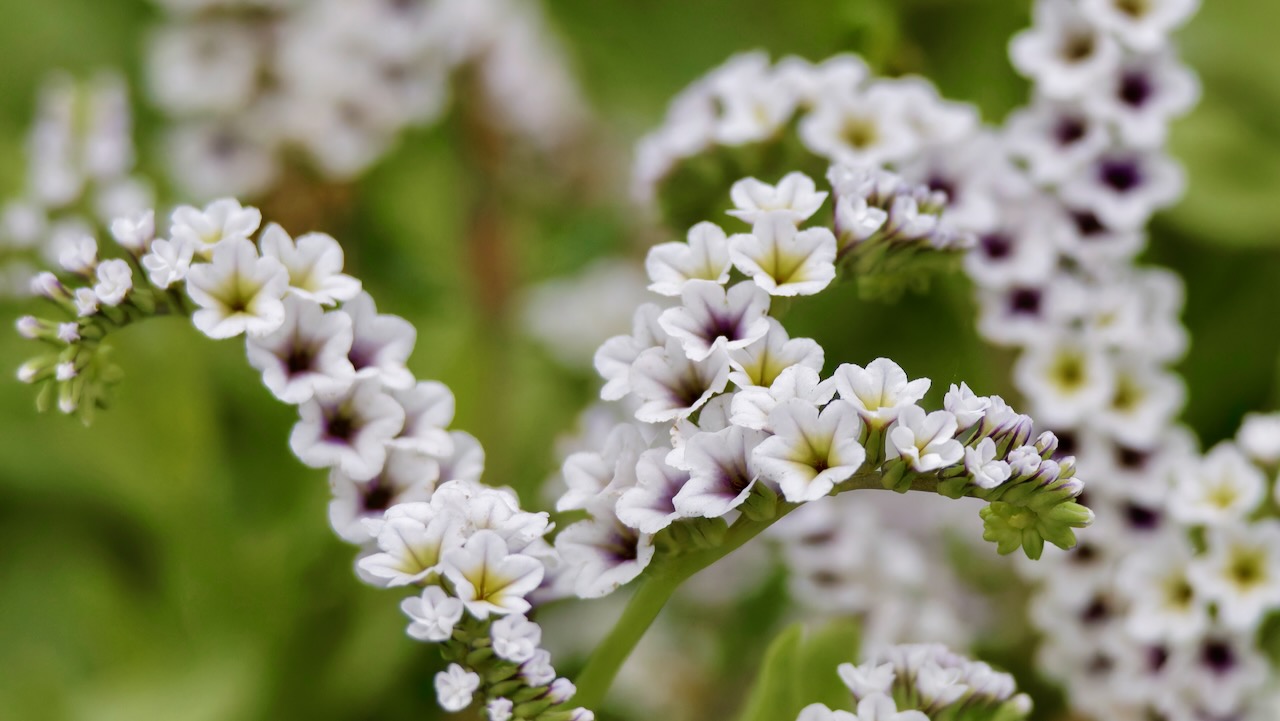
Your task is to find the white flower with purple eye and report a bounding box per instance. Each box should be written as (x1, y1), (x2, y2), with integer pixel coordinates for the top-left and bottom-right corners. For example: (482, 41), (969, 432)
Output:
(1170, 443), (1265, 526)
(401, 585), (465, 642)
(833, 358), (931, 429)
(645, 222), (732, 297)
(341, 291), (417, 390)
(433, 431), (486, 485)
(629, 339), (731, 423)
(728, 213), (838, 297)
(289, 377), (405, 481)
(555, 504), (655, 598)
(1003, 101), (1110, 185)
(246, 295), (355, 405)
(594, 304), (667, 401)
(1084, 50), (1199, 149)
(672, 425), (768, 519)
(728, 317), (824, 389)
(556, 422), (646, 512)
(730, 365), (836, 432)
(141, 237), (196, 289)
(442, 530), (545, 619)
(727, 172), (828, 224)
(1059, 148), (1185, 231)
(754, 399), (867, 503)
(359, 502), (464, 587)
(616, 449), (689, 534)
(259, 222), (362, 306)
(1080, 0), (1200, 51)
(965, 438), (1011, 489)
(944, 382), (990, 431)
(1009, 0), (1121, 99)
(434, 663), (480, 713)
(186, 237), (290, 339)
(169, 198), (261, 258)
(490, 614), (542, 663)
(658, 279), (771, 362)
(92, 259), (132, 306)
(328, 448), (438, 543)
(389, 381), (455, 457)
(887, 406), (964, 473)
(1190, 522), (1280, 632)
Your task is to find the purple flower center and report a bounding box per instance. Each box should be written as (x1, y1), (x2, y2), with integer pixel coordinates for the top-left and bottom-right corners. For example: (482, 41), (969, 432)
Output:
(1009, 288), (1042, 316)
(1119, 70), (1154, 108)
(980, 232), (1014, 259)
(1099, 158), (1143, 193)
(1054, 116), (1088, 146)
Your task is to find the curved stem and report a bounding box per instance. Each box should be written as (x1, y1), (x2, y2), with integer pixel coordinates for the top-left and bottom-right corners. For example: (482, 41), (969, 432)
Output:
(570, 471), (940, 710)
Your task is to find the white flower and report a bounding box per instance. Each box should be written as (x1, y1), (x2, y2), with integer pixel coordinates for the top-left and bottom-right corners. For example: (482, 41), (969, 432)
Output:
(799, 85), (918, 167)
(965, 438), (1011, 489)
(74, 288), (99, 317)
(1083, 50), (1199, 149)
(728, 213), (838, 297)
(731, 365), (836, 432)
(1009, 0), (1121, 99)
(853, 694), (929, 721)
(838, 661), (895, 699)
(645, 221), (732, 297)
(389, 381), (455, 457)
(963, 204), (1061, 291)
(672, 425), (768, 518)
(289, 377), (406, 481)
(328, 448), (438, 544)
(556, 423), (646, 512)
(1013, 335), (1115, 428)
(728, 317), (824, 389)
(185, 238), (289, 339)
(594, 304), (667, 401)
(520, 648), (557, 687)
(490, 614), (542, 663)
(57, 235), (97, 275)
(727, 172), (827, 224)
(401, 585), (465, 642)
(658, 279), (771, 362)
(1170, 443), (1265, 526)
(442, 530), (544, 618)
(1115, 540), (1206, 643)
(1190, 522), (1280, 632)
(796, 704), (857, 721)
(1059, 149), (1185, 231)
(109, 210), (155, 254)
(887, 406), (964, 473)
(629, 339), (731, 423)
(434, 663), (480, 713)
(486, 698), (514, 721)
(246, 295), (355, 405)
(92, 259), (132, 306)
(359, 502), (464, 587)
(1095, 359), (1185, 448)
(169, 198), (262, 258)
(258, 222), (362, 305)
(141, 237), (196, 289)
(1005, 446), (1042, 478)
(1080, 0), (1200, 51)
(754, 399), (867, 503)
(833, 358), (931, 429)
(1237, 413), (1280, 467)
(341, 291), (417, 390)
(555, 507), (655, 598)
(616, 449), (689, 534)
(430, 481), (551, 555)
(944, 382), (990, 431)
(1003, 102), (1110, 185)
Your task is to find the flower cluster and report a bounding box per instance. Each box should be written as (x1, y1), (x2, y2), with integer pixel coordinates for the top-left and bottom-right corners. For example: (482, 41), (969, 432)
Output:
(147, 0), (587, 199)
(548, 171), (1091, 603)
(799, 644), (1030, 721)
(14, 200), (591, 719)
(0, 73), (152, 298)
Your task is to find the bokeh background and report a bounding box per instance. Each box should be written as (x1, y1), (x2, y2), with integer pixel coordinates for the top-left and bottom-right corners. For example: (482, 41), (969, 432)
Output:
(1, 0), (1278, 719)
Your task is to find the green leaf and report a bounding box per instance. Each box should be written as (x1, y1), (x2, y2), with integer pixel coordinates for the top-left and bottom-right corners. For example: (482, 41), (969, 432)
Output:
(734, 621), (862, 721)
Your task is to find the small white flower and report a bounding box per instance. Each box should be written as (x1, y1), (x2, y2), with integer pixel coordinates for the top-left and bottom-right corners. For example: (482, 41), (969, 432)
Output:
(486, 698), (514, 721)
(727, 317), (824, 389)
(1059, 149), (1185, 231)
(1116, 540), (1206, 643)
(186, 238), (290, 339)
(965, 438), (1011, 489)
(799, 85), (918, 167)
(555, 506), (655, 598)
(442, 530), (545, 618)
(141, 237), (196, 289)
(434, 663), (480, 713)
(915, 665), (968, 708)
(629, 339), (731, 423)
(833, 358), (931, 429)
(246, 295), (355, 405)
(616, 449), (689, 534)
(1080, 0), (1200, 51)
(853, 693), (929, 721)
(169, 198), (262, 257)
(1083, 50), (1199, 149)
(730, 365), (836, 432)
(1237, 413), (1280, 467)
(728, 213), (839, 297)
(944, 382), (990, 431)
(389, 381), (455, 457)
(1190, 522), (1280, 632)
(672, 425), (768, 518)
(1005, 446), (1043, 478)
(327, 448), (438, 544)
(289, 377), (406, 481)
(1002, 102), (1110, 185)
(360, 502), (464, 587)
(594, 304), (667, 401)
(402, 585), (465, 642)
(833, 194), (889, 249)
(754, 399), (867, 503)
(520, 648), (557, 687)
(659, 279), (771, 362)
(57, 235), (97, 275)
(259, 222), (362, 306)
(55, 361), (76, 381)
(1170, 443), (1265, 526)
(556, 422), (646, 512)
(838, 661), (895, 699)
(92, 259), (132, 306)
(56, 322), (80, 344)
(74, 288), (99, 318)
(490, 614), (542, 663)
(796, 704), (857, 721)
(887, 406), (964, 473)
(341, 291), (417, 390)
(1013, 335), (1115, 428)
(109, 210), (155, 254)
(645, 221), (732, 297)
(727, 172), (828, 224)
(1009, 0), (1121, 99)
(546, 678), (577, 703)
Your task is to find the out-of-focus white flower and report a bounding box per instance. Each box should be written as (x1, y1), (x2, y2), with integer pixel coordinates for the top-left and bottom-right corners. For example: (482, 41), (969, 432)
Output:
(490, 614), (542, 663)
(92, 259), (132, 306)
(1080, 0), (1200, 51)
(616, 449), (688, 534)
(727, 172), (828, 224)
(1010, 0), (1121, 99)
(141, 237), (197, 289)
(170, 198), (262, 257)
(341, 291), (417, 390)
(1190, 522), (1280, 632)
(434, 663), (480, 712)
(1170, 443), (1265, 526)
(645, 222), (733, 297)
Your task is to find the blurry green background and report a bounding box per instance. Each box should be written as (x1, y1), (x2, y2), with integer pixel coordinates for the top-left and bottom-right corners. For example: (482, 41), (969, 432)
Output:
(1, 1), (1279, 719)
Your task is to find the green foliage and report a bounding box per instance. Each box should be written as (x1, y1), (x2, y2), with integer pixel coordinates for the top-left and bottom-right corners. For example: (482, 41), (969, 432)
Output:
(734, 621), (862, 721)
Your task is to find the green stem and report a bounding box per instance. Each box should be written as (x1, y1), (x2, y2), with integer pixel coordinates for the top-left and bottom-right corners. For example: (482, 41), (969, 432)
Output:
(570, 471), (939, 710)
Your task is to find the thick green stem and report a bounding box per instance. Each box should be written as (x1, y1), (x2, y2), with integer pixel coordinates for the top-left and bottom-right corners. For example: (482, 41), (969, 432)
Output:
(570, 471), (939, 710)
